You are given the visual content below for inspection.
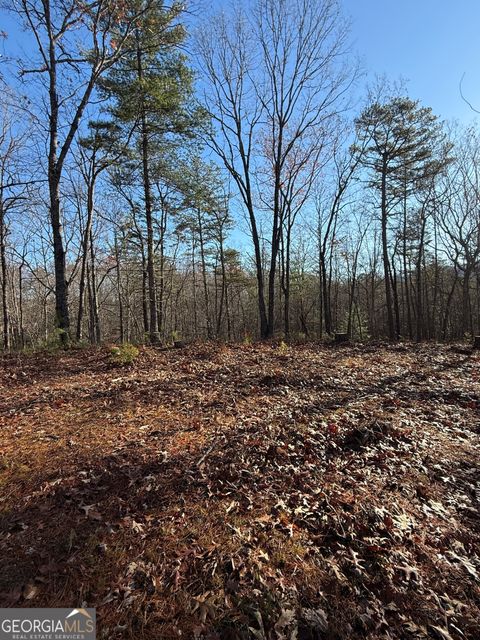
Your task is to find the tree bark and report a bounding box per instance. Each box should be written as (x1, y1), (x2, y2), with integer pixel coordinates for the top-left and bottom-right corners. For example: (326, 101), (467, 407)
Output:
(0, 201), (9, 350)
(89, 229), (101, 343)
(197, 207), (212, 339)
(381, 154), (396, 341)
(114, 233), (125, 343)
(76, 170), (96, 341)
(136, 32), (159, 345)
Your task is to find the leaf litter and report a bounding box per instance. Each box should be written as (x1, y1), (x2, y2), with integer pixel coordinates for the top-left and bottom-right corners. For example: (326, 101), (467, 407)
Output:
(0, 342), (478, 639)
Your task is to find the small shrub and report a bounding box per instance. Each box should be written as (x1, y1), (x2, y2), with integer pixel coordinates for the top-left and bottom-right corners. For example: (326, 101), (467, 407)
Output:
(35, 327), (69, 353)
(243, 333), (252, 345)
(110, 343), (139, 366)
(338, 305), (370, 341)
(278, 340), (289, 354)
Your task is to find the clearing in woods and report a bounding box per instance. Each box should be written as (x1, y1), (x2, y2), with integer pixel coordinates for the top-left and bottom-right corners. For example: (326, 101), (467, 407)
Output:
(0, 343), (479, 639)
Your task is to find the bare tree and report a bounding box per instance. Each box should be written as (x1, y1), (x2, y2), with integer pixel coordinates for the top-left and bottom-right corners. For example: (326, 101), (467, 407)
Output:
(7, 0), (151, 342)
(197, 9), (268, 336)
(438, 127), (480, 338)
(198, 0), (355, 338)
(256, 0), (355, 337)
(0, 92), (34, 349)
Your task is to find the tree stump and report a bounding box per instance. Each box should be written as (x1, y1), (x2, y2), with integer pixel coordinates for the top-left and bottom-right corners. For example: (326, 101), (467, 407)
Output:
(334, 332), (349, 344)
(473, 336), (480, 350)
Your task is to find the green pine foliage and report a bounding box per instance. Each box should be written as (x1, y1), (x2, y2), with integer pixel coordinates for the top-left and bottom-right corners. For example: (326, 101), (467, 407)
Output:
(99, 1), (199, 144)
(352, 97), (451, 191)
(110, 343), (139, 365)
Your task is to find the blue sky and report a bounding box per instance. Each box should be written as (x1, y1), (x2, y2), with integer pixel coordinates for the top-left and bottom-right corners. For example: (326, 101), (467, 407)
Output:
(1, 0), (478, 254)
(342, 0), (480, 121)
(2, 0), (479, 122)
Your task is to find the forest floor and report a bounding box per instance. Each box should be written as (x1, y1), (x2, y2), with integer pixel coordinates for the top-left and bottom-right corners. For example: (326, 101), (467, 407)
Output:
(0, 342), (479, 640)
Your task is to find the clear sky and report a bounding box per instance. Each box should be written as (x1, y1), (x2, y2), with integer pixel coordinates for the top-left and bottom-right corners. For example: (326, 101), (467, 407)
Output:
(342, 0), (480, 122)
(1, 0), (479, 123)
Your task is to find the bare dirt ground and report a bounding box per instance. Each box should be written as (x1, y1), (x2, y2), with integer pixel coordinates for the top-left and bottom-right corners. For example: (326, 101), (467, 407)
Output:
(0, 343), (479, 639)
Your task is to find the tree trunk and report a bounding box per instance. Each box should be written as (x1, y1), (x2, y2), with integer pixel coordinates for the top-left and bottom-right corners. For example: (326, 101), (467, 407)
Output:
(441, 274), (457, 341)
(141, 254), (149, 336)
(114, 234), (125, 343)
(0, 202), (9, 350)
(461, 267), (472, 338)
(50, 179), (70, 342)
(216, 231), (230, 339)
(87, 263), (95, 343)
(18, 262), (25, 349)
(136, 33), (159, 345)
(89, 230), (100, 343)
(320, 252), (332, 335)
(46, 0), (70, 344)
(157, 203), (167, 338)
(415, 212), (427, 342)
(253, 228), (268, 338)
(381, 154), (396, 341)
(283, 216), (292, 340)
(266, 132), (285, 340)
(76, 173), (96, 341)
(402, 178), (413, 339)
(191, 237), (198, 339)
(391, 261), (401, 339)
(197, 207), (212, 339)
(347, 259), (358, 339)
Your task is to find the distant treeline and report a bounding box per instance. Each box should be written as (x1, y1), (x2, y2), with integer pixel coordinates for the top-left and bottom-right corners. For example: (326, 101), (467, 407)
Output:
(0, 0), (478, 348)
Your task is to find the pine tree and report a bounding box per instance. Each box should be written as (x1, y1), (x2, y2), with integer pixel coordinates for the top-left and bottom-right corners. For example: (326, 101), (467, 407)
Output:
(353, 97), (447, 341)
(100, 0), (198, 344)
